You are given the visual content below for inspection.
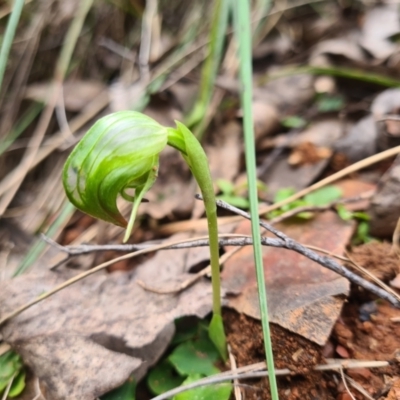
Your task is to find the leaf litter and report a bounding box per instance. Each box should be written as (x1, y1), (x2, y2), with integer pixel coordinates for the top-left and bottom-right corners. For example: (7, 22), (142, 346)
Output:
(3, 1), (400, 399)
(0, 233), (217, 399)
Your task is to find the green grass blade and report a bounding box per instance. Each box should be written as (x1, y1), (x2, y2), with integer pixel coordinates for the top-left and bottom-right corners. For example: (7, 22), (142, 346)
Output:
(232, 1), (279, 398)
(266, 65), (400, 88)
(0, 0), (25, 91)
(0, 102), (43, 156)
(185, 0), (229, 137)
(14, 201), (75, 276)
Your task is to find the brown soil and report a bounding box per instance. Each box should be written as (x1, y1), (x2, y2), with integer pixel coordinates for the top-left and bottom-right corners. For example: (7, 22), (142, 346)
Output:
(224, 241), (400, 400)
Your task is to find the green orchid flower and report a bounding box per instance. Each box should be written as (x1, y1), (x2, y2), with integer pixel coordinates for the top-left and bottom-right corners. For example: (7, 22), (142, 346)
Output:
(62, 110), (227, 360)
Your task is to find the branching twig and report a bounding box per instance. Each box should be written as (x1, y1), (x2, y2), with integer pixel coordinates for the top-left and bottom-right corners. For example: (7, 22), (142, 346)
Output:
(3, 195), (399, 327)
(41, 197), (400, 307)
(0, 234), (246, 326)
(209, 196), (400, 307)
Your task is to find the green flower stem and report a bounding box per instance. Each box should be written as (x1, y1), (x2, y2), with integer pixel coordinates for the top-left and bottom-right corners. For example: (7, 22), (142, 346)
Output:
(63, 113), (227, 360)
(167, 124), (227, 360)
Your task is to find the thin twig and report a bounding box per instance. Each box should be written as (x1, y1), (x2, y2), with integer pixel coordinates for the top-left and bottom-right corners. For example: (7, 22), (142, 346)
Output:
(340, 368), (356, 400)
(391, 217), (400, 258)
(206, 196), (400, 307)
(139, 0), (158, 82)
(345, 250), (400, 302)
(228, 345), (242, 400)
(150, 359), (389, 400)
(0, 234), (246, 326)
(42, 207), (400, 307)
(160, 145), (400, 236)
(1, 373), (15, 400)
(344, 374), (375, 400)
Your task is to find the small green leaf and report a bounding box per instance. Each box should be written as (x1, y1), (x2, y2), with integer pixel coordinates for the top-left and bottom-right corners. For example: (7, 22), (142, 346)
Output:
(336, 204), (353, 221)
(147, 360), (184, 395)
(173, 373), (232, 400)
(274, 187), (296, 207)
(169, 331), (220, 376)
(0, 351), (23, 392)
(216, 179), (234, 195)
(208, 313), (228, 361)
(216, 194), (249, 209)
(352, 211), (370, 221)
(353, 221), (373, 244)
(281, 115), (307, 129)
(316, 94), (344, 112)
(8, 371), (26, 398)
(304, 186), (342, 206)
(100, 377), (136, 400)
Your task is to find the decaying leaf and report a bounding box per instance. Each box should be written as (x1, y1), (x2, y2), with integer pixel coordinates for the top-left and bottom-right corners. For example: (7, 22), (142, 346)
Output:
(260, 119), (346, 197)
(359, 4), (400, 60)
(369, 154), (400, 237)
(25, 80), (106, 111)
(221, 213), (354, 345)
(0, 234), (216, 399)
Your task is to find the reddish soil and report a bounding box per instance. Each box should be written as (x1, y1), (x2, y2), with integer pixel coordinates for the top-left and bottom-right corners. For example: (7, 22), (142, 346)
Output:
(224, 241), (400, 400)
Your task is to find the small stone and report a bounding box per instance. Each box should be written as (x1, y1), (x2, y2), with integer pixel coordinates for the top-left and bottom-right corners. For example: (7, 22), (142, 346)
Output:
(337, 393), (355, 400)
(361, 321), (374, 333)
(334, 322), (353, 340)
(347, 368), (372, 380)
(322, 341), (334, 358)
(336, 345), (350, 358)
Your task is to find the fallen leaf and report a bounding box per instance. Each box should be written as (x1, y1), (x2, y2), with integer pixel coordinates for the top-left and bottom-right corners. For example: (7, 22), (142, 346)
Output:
(334, 115), (377, 162)
(25, 80), (106, 111)
(335, 179), (376, 211)
(0, 233), (216, 399)
(221, 212), (354, 345)
(310, 37), (366, 65)
(254, 73), (315, 113)
(359, 4), (400, 60)
(206, 121), (242, 184)
(260, 119), (347, 197)
(140, 147), (196, 220)
(246, 101), (279, 140)
(368, 154), (400, 237)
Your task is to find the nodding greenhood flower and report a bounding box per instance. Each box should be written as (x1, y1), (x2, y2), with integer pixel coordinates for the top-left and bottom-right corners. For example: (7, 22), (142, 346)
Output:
(62, 110), (213, 243)
(63, 112), (168, 234)
(63, 110), (227, 359)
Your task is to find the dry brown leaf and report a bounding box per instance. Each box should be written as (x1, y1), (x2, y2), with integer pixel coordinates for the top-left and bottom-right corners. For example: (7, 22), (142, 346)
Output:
(0, 233), (215, 399)
(260, 119), (347, 197)
(221, 213), (354, 345)
(140, 147), (196, 220)
(335, 179), (376, 211)
(335, 115), (377, 162)
(250, 101), (279, 140)
(310, 37), (366, 65)
(206, 121), (242, 183)
(369, 154), (400, 237)
(254, 73), (315, 113)
(359, 4), (400, 60)
(25, 80), (106, 112)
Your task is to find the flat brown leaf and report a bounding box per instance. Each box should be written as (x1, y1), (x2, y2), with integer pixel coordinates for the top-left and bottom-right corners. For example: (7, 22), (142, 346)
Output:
(260, 119), (346, 197)
(25, 80), (106, 111)
(221, 212), (354, 345)
(0, 234), (215, 399)
(359, 4), (400, 60)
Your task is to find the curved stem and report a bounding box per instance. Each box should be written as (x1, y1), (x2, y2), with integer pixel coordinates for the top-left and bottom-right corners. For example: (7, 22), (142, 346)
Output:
(168, 123), (227, 359)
